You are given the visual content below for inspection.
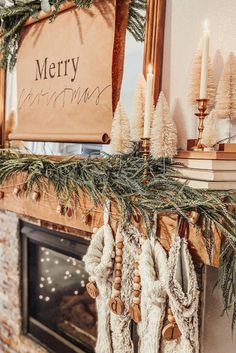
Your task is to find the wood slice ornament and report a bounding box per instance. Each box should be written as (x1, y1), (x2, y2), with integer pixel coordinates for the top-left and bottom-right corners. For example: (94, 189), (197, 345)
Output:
(109, 234), (125, 315)
(162, 308), (181, 341)
(129, 250), (142, 323)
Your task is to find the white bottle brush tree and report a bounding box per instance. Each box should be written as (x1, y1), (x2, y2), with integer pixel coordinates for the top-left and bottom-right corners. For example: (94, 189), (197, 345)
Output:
(215, 52), (236, 142)
(202, 109), (218, 148)
(188, 47), (216, 109)
(110, 101), (133, 155)
(130, 75), (147, 142)
(151, 92), (177, 159)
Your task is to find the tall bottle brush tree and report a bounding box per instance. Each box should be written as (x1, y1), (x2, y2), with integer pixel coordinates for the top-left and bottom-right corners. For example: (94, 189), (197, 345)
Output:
(130, 75), (146, 142)
(188, 47), (216, 109)
(110, 101), (132, 155)
(150, 92), (177, 159)
(202, 109), (218, 148)
(215, 52), (236, 142)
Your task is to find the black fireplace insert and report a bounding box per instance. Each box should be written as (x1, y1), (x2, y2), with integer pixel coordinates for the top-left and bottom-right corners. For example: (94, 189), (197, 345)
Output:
(21, 221), (96, 353)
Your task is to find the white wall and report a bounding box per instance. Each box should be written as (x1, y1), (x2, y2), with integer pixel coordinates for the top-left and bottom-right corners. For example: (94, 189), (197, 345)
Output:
(162, 0), (236, 149)
(162, 2), (236, 351)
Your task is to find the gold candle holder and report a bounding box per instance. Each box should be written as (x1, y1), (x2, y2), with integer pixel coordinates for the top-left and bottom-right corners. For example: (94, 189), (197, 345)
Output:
(141, 137), (150, 178)
(192, 98), (209, 151)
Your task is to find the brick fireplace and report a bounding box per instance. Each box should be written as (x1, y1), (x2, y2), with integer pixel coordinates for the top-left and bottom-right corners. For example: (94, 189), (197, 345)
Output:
(0, 210), (235, 353)
(0, 211), (96, 353)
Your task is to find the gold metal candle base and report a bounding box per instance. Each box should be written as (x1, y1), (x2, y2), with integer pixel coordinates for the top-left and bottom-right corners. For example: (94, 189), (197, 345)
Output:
(192, 98), (209, 151)
(141, 137), (150, 178)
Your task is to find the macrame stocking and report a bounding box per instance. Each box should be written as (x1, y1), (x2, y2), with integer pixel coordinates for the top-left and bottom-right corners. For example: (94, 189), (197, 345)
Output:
(83, 201), (115, 353)
(161, 236), (200, 353)
(110, 224), (142, 353)
(139, 237), (168, 353)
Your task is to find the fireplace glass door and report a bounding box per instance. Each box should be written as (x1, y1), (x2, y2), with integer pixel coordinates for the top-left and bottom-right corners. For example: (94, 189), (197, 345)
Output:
(21, 222), (96, 353)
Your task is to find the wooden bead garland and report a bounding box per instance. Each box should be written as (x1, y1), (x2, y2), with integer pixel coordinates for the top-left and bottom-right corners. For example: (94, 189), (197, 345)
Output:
(162, 307), (181, 340)
(129, 251), (141, 323)
(109, 236), (125, 315)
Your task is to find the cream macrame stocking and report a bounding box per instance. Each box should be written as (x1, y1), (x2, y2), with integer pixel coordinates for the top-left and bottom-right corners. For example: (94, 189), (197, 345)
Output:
(110, 224), (142, 353)
(83, 201), (115, 353)
(139, 238), (168, 353)
(161, 236), (199, 353)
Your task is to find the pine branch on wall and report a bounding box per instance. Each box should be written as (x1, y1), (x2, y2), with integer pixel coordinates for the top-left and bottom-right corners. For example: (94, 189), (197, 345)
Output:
(150, 91), (177, 159)
(215, 52), (236, 120)
(188, 48), (216, 109)
(130, 74), (146, 142)
(110, 101), (132, 154)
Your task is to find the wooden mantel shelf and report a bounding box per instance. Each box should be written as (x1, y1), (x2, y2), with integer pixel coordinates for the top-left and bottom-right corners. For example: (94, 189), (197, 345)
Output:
(0, 177), (221, 268)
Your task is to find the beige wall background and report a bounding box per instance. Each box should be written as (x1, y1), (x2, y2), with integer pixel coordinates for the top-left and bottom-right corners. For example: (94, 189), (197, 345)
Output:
(162, 1), (236, 351)
(162, 0), (236, 149)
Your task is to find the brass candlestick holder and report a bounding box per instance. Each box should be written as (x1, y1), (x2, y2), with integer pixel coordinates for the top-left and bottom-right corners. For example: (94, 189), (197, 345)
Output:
(141, 137), (150, 178)
(192, 98), (209, 151)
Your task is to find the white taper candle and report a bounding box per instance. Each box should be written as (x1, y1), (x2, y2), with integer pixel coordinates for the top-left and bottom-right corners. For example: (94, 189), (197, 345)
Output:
(143, 65), (153, 138)
(199, 20), (210, 99)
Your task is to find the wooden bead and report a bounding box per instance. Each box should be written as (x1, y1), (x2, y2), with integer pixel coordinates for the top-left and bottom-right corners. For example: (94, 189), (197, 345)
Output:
(133, 290), (140, 297)
(114, 277), (121, 284)
(167, 308), (173, 315)
(168, 315), (175, 323)
(115, 256), (122, 263)
(116, 249), (123, 256)
(133, 283), (141, 290)
(134, 262), (139, 269)
(86, 282), (99, 299)
(56, 204), (64, 215)
(134, 269), (139, 276)
(114, 283), (121, 290)
(13, 187), (21, 197)
(115, 270), (122, 277)
(109, 297), (125, 315)
(134, 276), (141, 283)
(113, 289), (120, 297)
(116, 242), (123, 249)
(129, 304), (141, 323)
(115, 263), (122, 270)
(31, 191), (40, 202)
(133, 297), (140, 305)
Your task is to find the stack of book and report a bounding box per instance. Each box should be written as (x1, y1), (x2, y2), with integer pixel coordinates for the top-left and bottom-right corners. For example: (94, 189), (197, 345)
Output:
(174, 151), (236, 189)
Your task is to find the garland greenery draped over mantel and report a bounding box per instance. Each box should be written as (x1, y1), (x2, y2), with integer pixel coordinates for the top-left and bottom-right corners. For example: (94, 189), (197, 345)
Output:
(0, 0), (146, 69)
(0, 149), (236, 328)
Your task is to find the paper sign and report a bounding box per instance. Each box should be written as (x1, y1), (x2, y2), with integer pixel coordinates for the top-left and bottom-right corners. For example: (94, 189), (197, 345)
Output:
(10, 1), (116, 143)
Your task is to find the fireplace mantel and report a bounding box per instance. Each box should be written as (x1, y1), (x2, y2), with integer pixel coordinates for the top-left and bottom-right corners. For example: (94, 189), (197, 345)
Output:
(0, 176), (221, 267)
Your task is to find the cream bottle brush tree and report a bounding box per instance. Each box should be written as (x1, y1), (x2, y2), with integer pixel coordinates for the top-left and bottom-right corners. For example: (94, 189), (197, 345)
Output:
(188, 46), (216, 109)
(110, 101), (133, 155)
(215, 52), (236, 142)
(150, 91), (177, 159)
(202, 109), (218, 148)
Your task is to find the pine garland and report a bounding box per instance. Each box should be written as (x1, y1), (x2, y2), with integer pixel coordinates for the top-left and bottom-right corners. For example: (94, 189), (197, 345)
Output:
(0, 0), (146, 69)
(0, 149), (236, 328)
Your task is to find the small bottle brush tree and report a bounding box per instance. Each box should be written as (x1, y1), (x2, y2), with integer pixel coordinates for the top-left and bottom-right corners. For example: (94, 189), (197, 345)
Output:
(130, 75), (146, 142)
(188, 47), (216, 109)
(202, 109), (218, 148)
(151, 92), (177, 159)
(110, 101), (132, 155)
(215, 52), (236, 142)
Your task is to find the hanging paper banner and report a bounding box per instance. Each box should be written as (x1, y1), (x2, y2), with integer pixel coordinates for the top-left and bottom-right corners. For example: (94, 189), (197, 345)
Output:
(10, 1), (116, 143)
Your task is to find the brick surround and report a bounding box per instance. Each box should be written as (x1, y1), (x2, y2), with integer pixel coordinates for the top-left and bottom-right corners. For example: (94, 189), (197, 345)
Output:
(0, 211), (47, 353)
